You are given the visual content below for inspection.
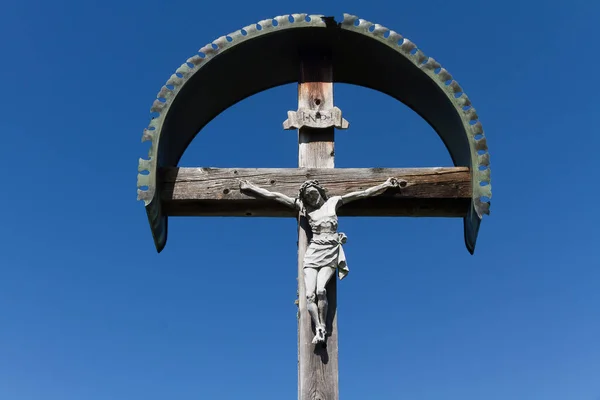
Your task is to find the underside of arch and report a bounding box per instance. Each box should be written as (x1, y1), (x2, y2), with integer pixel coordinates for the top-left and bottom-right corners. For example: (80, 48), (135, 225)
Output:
(137, 13), (492, 254)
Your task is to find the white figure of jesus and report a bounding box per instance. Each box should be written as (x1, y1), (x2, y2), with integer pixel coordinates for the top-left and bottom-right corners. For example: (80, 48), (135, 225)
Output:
(240, 177), (399, 344)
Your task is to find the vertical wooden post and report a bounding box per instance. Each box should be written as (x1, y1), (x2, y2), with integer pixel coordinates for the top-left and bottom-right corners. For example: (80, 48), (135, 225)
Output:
(297, 53), (338, 400)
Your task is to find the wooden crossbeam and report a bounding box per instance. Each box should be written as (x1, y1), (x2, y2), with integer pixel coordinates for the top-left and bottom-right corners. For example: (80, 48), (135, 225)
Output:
(160, 167), (471, 217)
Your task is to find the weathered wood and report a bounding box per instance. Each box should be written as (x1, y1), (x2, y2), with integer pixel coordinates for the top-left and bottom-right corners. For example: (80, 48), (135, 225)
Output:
(160, 167), (471, 217)
(297, 54), (338, 400)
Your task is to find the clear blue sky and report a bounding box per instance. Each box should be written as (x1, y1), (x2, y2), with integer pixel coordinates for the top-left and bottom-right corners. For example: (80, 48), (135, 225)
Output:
(1, 1), (599, 399)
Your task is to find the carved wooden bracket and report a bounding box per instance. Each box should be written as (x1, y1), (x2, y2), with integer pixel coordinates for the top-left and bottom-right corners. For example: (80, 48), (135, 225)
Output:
(283, 107), (349, 130)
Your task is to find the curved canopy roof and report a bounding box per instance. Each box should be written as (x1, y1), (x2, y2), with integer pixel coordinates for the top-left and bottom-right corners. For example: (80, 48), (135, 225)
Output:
(137, 13), (492, 254)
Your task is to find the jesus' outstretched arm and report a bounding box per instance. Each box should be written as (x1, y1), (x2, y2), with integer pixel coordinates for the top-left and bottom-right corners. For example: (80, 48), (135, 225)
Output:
(239, 180), (299, 209)
(339, 177), (399, 206)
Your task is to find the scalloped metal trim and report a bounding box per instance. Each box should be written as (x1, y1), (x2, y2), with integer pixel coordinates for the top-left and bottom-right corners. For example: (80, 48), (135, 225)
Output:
(340, 13), (491, 219)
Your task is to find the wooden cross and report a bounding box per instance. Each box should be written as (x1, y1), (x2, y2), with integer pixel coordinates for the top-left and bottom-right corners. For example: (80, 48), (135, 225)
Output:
(158, 52), (470, 400)
(294, 54), (341, 400)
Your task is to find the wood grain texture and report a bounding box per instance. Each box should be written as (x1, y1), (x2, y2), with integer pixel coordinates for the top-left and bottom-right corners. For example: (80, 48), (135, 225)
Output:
(297, 55), (338, 400)
(160, 167), (471, 218)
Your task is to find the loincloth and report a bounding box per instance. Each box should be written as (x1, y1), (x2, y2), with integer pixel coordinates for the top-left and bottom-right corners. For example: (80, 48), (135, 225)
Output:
(303, 232), (349, 280)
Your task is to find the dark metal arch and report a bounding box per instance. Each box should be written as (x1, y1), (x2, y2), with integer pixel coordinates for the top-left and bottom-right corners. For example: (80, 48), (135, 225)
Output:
(137, 13), (492, 254)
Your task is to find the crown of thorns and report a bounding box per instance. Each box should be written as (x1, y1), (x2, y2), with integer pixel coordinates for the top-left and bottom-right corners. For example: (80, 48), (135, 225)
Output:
(299, 180), (328, 200)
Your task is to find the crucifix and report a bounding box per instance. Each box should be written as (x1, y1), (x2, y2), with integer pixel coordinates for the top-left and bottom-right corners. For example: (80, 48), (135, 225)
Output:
(239, 52), (400, 398)
(138, 13), (491, 400)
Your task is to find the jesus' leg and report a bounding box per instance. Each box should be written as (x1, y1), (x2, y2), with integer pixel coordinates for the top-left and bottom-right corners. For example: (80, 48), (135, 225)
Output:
(303, 268), (320, 343)
(315, 266), (336, 342)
